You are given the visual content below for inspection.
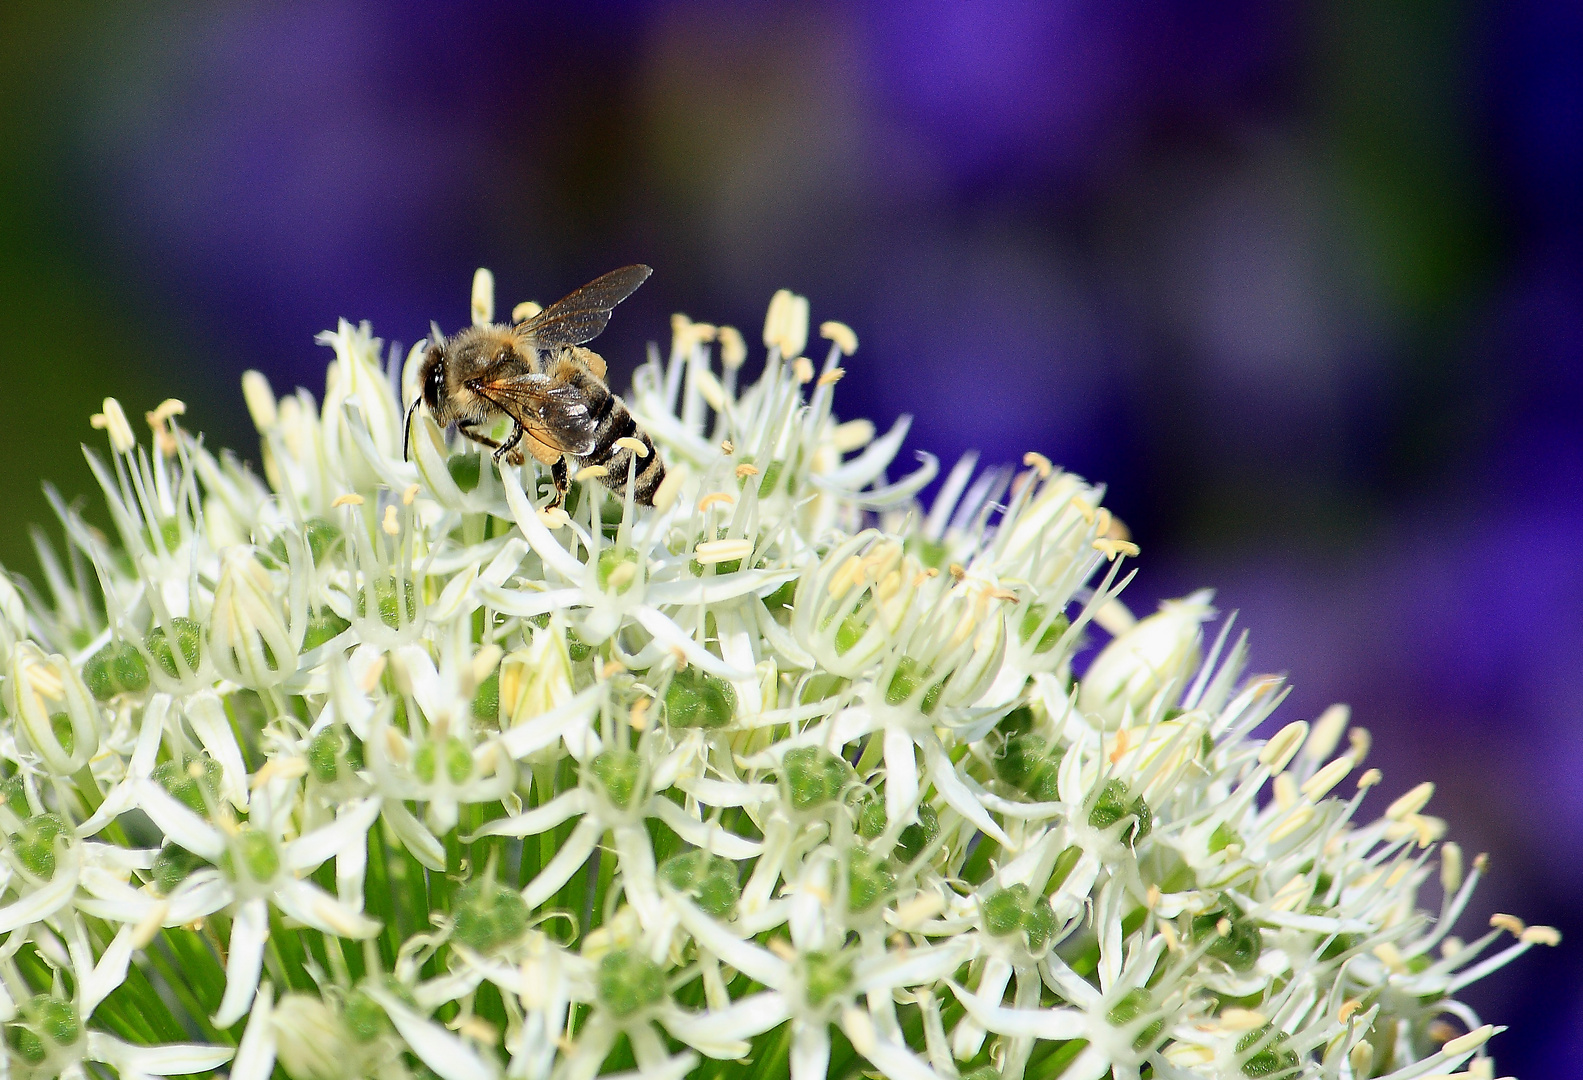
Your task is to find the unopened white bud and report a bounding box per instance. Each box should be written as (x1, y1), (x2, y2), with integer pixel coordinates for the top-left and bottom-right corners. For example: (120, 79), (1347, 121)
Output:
(472, 267), (495, 326)
(209, 548), (297, 689)
(7, 642), (97, 773)
(272, 993), (353, 1080)
(1078, 589), (1214, 730)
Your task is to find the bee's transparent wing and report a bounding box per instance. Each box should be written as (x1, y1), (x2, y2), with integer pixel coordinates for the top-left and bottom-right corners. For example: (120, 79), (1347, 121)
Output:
(471, 372), (601, 455)
(515, 264), (652, 349)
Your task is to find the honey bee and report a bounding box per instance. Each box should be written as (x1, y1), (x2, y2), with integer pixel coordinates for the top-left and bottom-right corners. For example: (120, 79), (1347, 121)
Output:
(405, 264), (665, 508)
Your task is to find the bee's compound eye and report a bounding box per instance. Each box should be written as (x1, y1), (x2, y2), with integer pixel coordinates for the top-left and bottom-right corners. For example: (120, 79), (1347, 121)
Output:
(423, 348), (445, 408)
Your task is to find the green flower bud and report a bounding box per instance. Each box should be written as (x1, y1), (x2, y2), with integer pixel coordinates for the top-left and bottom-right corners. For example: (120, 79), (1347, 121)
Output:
(1088, 779), (1151, 843)
(596, 949), (667, 1017)
(84, 640), (150, 699)
(1106, 988), (1165, 1051)
(302, 608), (351, 652)
(269, 517), (342, 568)
(994, 733), (1052, 789)
(982, 884), (1030, 937)
(597, 547), (640, 594)
(799, 950), (853, 1009)
(961, 1068), (1000, 1080)
(145, 617), (204, 680)
(1208, 821), (1241, 854)
(1236, 1026), (1298, 1078)
(896, 802), (940, 864)
(12, 813), (69, 880)
(590, 750), (643, 811)
(665, 667), (736, 729)
(1023, 894), (1056, 953)
(1191, 900), (1263, 973)
(152, 844), (208, 894)
(451, 878), (530, 952)
(307, 728), (361, 784)
(221, 825), (280, 884)
(1018, 603), (1068, 653)
(446, 453), (482, 494)
(798, 673), (848, 705)
(846, 852), (895, 913)
(471, 671), (500, 725)
(781, 746), (849, 811)
(355, 578), (417, 630)
(565, 629), (592, 662)
(658, 849), (741, 917)
(834, 609), (868, 655)
(342, 989), (389, 1044)
(857, 799), (887, 840)
(152, 757), (222, 815)
(885, 656), (942, 714)
(998, 705), (1036, 735)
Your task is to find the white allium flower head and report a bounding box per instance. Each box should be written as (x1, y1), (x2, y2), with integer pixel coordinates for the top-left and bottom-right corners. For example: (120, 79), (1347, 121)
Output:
(0, 268), (1551, 1080)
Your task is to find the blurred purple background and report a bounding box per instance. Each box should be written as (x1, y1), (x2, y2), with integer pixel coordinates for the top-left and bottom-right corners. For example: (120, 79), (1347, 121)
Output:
(1, 1), (1579, 1070)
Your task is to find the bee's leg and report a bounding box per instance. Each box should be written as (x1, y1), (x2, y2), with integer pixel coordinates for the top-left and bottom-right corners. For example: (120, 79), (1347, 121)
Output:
(494, 422), (525, 464)
(549, 456), (570, 510)
(458, 424), (523, 466)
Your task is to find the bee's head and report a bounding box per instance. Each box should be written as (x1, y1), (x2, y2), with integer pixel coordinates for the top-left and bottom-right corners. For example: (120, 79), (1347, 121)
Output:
(405, 327), (448, 462)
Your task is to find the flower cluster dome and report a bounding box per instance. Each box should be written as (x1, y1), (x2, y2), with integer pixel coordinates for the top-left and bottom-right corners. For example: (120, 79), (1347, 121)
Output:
(0, 270), (1551, 1080)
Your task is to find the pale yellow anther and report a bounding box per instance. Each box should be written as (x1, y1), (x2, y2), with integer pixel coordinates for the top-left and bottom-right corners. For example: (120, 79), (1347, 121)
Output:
(763, 289), (809, 358)
(1522, 925), (1561, 946)
(615, 436), (648, 456)
(1158, 921), (1180, 952)
(629, 698), (651, 733)
(358, 655), (387, 695)
(691, 322), (718, 343)
(471, 644), (503, 688)
(1268, 805), (1315, 843)
(832, 418), (875, 452)
(1272, 772), (1297, 809)
(1372, 942), (1407, 973)
(1216, 917), (1232, 937)
(332, 493), (364, 508)
(402, 483), (420, 506)
(670, 646), (689, 670)
(1442, 1024), (1494, 1056)
(604, 562), (637, 591)
(694, 538), (754, 565)
(1145, 884), (1160, 909)
(574, 464), (609, 482)
(1338, 999), (1363, 1023)
(1219, 1009), (1265, 1030)
(1440, 842), (1464, 895)
(1356, 768), (1382, 791)
(698, 491), (736, 512)
(1386, 861), (1410, 888)
(1301, 755), (1355, 800)
(1348, 726), (1372, 764)
(1490, 913), (1526, 936)
(131, 901), (168, 949)
(537, 506), (571, 530)
(1070, 495), (1097, 524)
(947, 563), (966, 582)
(816, 367), (845, 386)
(1093, 537), (1141, 560)
(241, 371), (278, 431)
(91, 398), (137, 454)
(147, 398), (187, 427)
(792, 357), (815, 384)
(717, 325), (746, 369)
(1412, 813), (1446, 847)
(251, 756), (308, 789)
(984, 587), (1019, 603)
(767, 938), (796, 961)
(735, 463), (760, 479)
(694, 367), (727, 412)
(819, 320), (858, 355)
(601, 659), (625, 679)
(828, 555), (864, 596)
(384, 727), (409, 764)
(1021, 451), (1053, 478)
(1474, 851), (1489, 873)
(652, 467), (686, 513)
(1386, 781), (1434, 820)
(1303, 703), (1350, 763)
(1349, 1043), (1373, 1075)
(876, 569), (902, 601)
(471, 268), (495, 326)
(720, 440), (735, 455)
(511, 300), (542, 323)
(382, 505), (400, 536)
(1258, 720), (1309, 774)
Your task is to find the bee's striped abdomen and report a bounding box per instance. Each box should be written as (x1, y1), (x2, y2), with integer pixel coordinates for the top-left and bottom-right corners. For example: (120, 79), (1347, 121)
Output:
(579, 384), (666, 506)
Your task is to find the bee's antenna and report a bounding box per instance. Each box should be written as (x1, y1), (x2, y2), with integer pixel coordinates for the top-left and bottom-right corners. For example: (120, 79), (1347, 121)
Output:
(403, 396), (421, 463)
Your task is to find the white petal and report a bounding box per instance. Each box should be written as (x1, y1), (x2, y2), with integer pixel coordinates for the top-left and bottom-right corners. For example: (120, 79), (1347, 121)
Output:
(85, 1032), (234, 1076)
(81, 923), (136, 1017)
(670, 898), (787, 986)
(284, 797), (381, 871)
(500, 466), (586, 580)
(366, 988), (499, 1080)
(842, 1009), (944, 1080)
(922, 740), (1011, 847)
(651, 800), (761, 858)
(790, 1020), (831, 1080)
(595, 1050), (699, 1080)
(185, 691), (251, 810)
(498, 685), (601, 760)
(382, 800), (447, 871)
(228, 982), (277, 1080)
(945, 980), (1086, 1040)
(632, 605), (752, 680)
(467, 788), (587, 839)
(274, 878), (381, 938)
(858, 939), (974, 995)
(884, 728), (919, 829)
(165, 869), (233, 924)
(132, 778), (226, 860)
(214, 898), (268, 1028)
(0, 857), (79, 935)
(522, 819), (601, 908)
(658, 993), (790, 1047)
